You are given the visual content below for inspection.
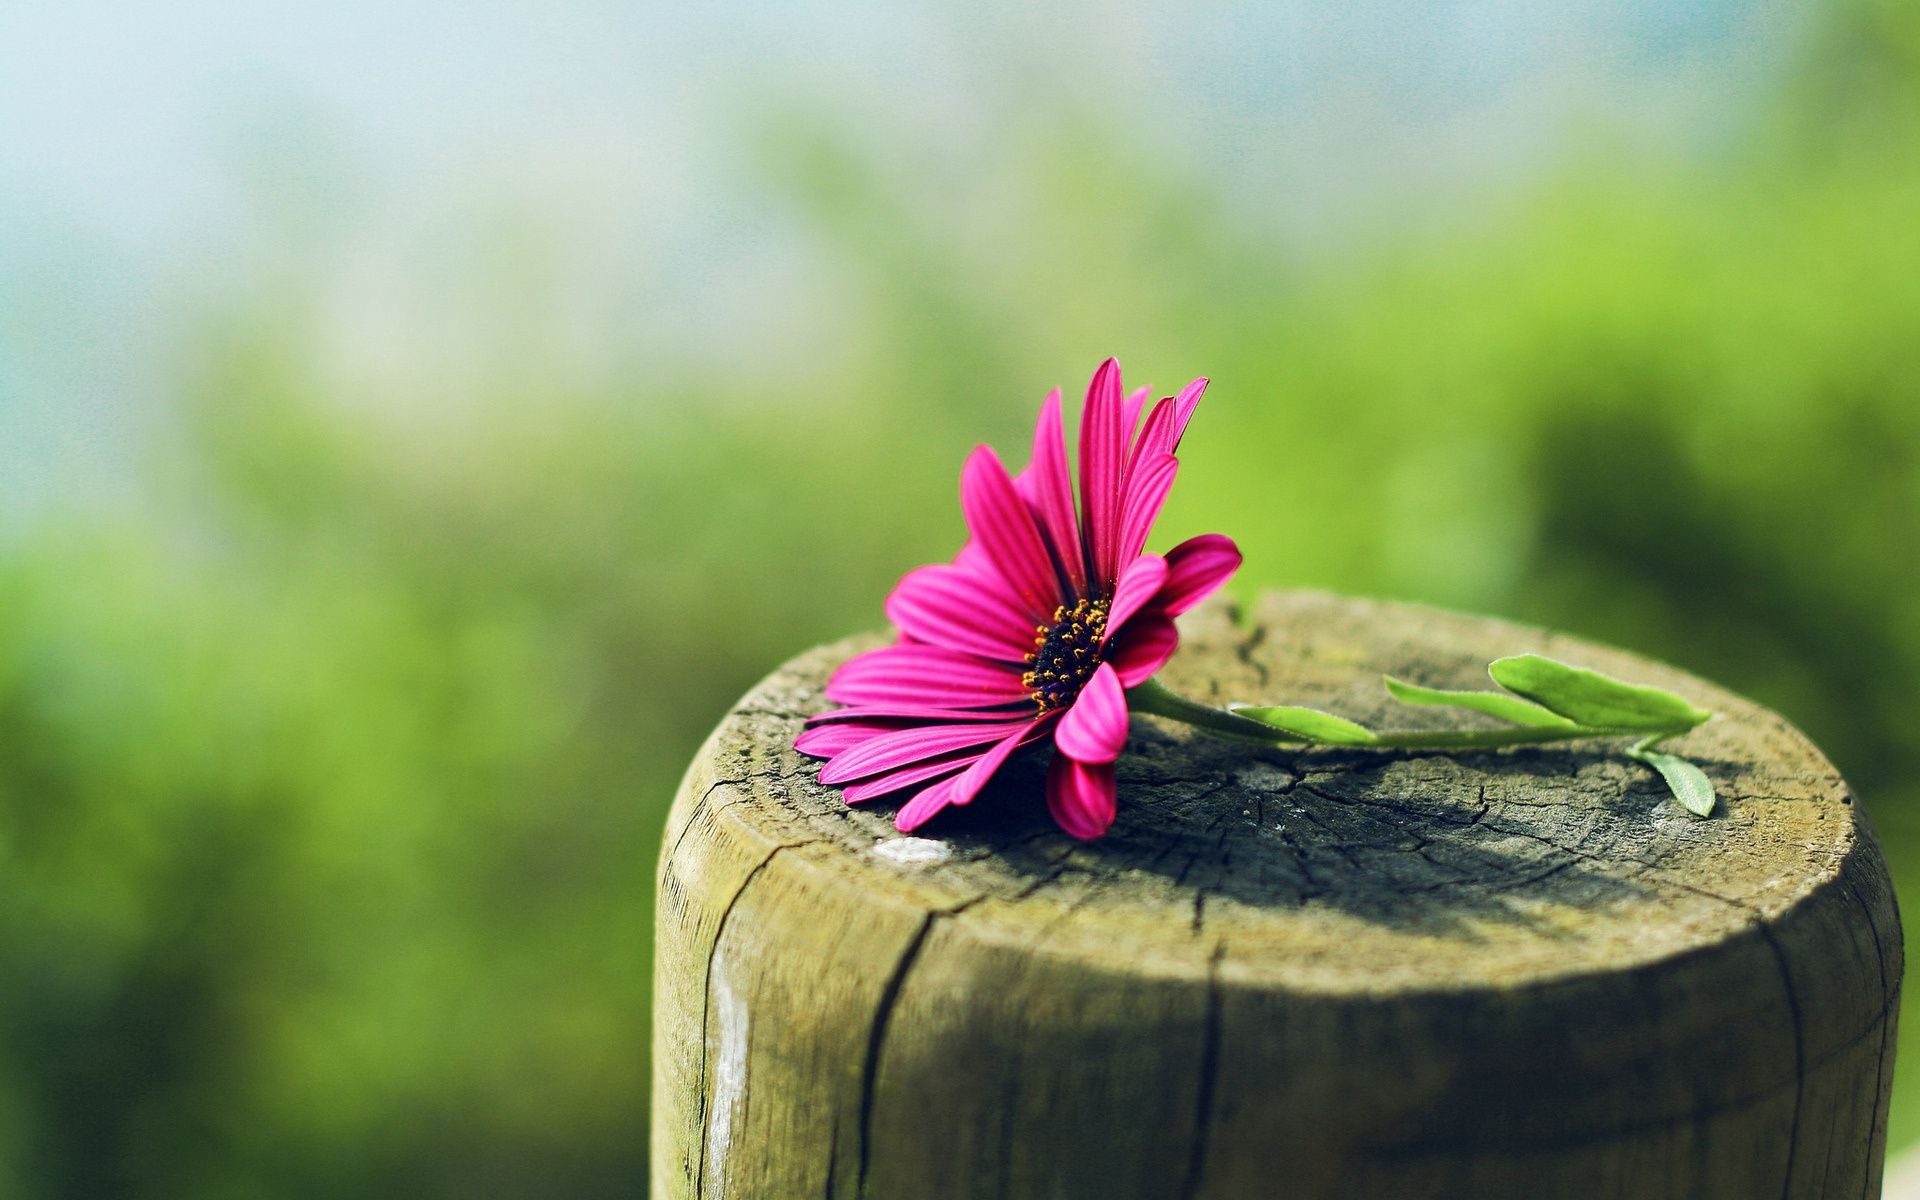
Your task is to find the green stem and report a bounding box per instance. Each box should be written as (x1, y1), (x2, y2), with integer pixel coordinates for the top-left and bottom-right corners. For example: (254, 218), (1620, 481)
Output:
(1623, 733), (1672, 761)
(1130, 678), (1687, 751)
(1341, 725), (1647, 750)
(1127, 678), (1286, 746)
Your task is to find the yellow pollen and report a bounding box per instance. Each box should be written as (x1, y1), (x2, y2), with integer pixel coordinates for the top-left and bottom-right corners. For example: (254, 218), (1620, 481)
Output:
(1023, 598), (1110, 712)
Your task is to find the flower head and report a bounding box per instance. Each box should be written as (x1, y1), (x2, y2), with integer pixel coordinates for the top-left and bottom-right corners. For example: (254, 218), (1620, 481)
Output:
(796, 359), (1241, 839)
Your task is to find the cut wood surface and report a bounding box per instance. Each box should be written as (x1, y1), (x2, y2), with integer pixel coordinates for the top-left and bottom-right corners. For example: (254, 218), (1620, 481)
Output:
(653, 590), (1901, 1199)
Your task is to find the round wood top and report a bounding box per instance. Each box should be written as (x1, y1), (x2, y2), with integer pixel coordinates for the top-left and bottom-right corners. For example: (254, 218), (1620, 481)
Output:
(678, 589), (1873, 997)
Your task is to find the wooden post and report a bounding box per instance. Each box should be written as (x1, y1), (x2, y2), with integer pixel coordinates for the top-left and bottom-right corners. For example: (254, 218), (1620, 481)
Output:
(653, 590), (1901, 1199)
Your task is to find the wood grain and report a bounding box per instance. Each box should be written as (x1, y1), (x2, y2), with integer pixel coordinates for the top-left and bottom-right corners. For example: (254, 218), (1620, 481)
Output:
(653, 590), (1902, 1199)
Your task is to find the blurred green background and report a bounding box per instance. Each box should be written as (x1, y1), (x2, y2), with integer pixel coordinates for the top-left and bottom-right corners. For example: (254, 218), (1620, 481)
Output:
(3, 1), (1918, 1195)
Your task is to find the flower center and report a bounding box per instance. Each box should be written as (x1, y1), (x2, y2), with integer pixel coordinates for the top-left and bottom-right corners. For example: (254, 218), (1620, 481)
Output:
(1022, 599), (1109, 713)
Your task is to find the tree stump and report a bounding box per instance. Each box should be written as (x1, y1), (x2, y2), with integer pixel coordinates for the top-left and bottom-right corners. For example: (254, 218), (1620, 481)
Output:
(653, 590), (1901, 1199)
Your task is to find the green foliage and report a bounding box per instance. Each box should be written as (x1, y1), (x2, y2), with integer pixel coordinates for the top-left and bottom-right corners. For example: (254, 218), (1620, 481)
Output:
(1485, 656), (1711, 732)
(1629, 737), (1718, 818)
(1382, 676), (1575, 729)
(1228, 705), (1378, 745)
(1205, 658), (1714, 815)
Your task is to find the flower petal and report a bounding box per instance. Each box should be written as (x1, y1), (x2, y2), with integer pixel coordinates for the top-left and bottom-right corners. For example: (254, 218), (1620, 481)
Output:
(1164, 376), (1208, 455)
(947, 722), (1037, 806)
(1046, 754), (1117, 840)
(1122, 386), (1151, 445)
(819, 718), (1031, 785)
(1053, 663), (1129, 764)
(806, 703), (1029, 726)
(1128, 377), (1208, 466)
(962, 446), (1063, 621)
(1078, 358), (1125, 588)
(1103, 554), (1169, 643)
(953, 540), (992, 575)
(827, 644), (1029, 708)
(894, 777), (961, 832)
(1157, 533), (1242, 616)
(1115, 452), (1179, 567)
(845, 712), (1056, 803)
(1127, 396), (1175, 480)
(795, 721), (888, 757)
(895, 723), (1031, 830)
(841, 754), (973, 804)
(1014, 388), (1086, 599)
(1109, 615), (1179, 686)
(886, 562), (1036, 663)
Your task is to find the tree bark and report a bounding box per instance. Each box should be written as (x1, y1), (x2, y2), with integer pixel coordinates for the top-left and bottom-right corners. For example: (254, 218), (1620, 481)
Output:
(653, 590), (1901, 1199)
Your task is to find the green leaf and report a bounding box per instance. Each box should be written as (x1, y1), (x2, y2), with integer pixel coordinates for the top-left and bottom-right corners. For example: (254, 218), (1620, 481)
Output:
(1383, 676), (1577, 729)
(1228, 705), (1378, 745)
(1633, 746), (1716, 817)
(1486, 655), (1711, 732)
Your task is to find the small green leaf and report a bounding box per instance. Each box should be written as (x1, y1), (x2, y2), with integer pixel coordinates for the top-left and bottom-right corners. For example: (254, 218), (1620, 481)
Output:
(1229, 705), (1378, 745)
(1383, 676), (1578, 729)
(1634, 747), (1716, 817)
(1487, 655), (1711, 732)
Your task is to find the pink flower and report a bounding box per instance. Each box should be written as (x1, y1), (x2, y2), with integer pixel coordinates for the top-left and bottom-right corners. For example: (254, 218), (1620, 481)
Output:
(796, 359), (1242, 839)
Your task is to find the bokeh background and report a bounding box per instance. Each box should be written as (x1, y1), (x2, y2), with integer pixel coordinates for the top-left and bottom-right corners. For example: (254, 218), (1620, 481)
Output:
(3, 1), (1918, 1195)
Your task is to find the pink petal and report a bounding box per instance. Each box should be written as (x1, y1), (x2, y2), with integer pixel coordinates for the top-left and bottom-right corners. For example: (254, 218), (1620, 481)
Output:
(1078, 358), (1125, 588)
(1158, 533), (1242, 616)
(895, 776), (961, 831)
(887, 562), (1036, 663)
(1115, 452), (1179, 566)
(845, 712), (1056, 803)
(1165, 377), (1208, 454)
(1122, 386), (1151, 445)
(807, 704), (1029, 726)
(827, 644), (1029, 708)
(1013, 389), (1086, 599)
(962, 446), (1063, 621)
(1053, 663), (1129, 764)
(947, 723), (1035, 806)
(1046, 754), (1117, 840)
(954, 540), (992, 574)
(1128, 396), (1176, 479)
(1128, 377), (1208, 466)
(1109, 615), (1179, 686)
(841, 754), (974, 804)
(819, 718), (1031, 785)
(1103, 554), (1168, 643)
(894, 724), (1030, 830)
(795, 721), (888, 757)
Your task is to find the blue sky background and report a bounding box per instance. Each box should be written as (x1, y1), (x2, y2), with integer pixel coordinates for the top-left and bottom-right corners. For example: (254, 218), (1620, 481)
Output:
(1, 0), (1803, 518)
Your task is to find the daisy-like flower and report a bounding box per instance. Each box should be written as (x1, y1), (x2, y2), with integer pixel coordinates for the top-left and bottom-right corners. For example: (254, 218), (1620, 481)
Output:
(795, 358), (1242, 839)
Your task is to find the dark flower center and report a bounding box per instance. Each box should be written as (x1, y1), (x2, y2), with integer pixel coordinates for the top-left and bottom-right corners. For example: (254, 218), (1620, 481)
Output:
(1022, 599), (1109, 713)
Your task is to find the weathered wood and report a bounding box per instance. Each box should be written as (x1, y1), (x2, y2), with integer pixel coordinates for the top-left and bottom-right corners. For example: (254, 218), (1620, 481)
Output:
(653, 590), (1901, 1199)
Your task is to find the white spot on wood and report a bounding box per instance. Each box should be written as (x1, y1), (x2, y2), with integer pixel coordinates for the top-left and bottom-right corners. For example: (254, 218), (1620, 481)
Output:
(705, 952), (750, 1189)
(873, 836), (951, 866)
(1235, 762), (1294, 790)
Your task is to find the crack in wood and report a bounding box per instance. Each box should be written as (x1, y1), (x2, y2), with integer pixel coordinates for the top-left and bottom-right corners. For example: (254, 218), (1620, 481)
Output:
(1180, 941), (1226, 1198)
(693, 843), (787, 1198)
(1757, 922), (1808, 1200)
(857, 911), (938, 1199)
